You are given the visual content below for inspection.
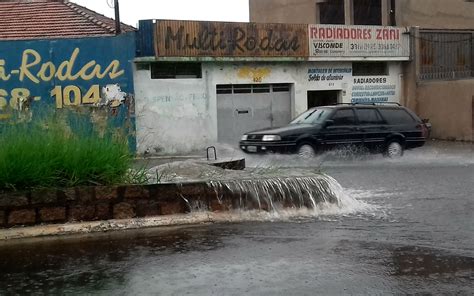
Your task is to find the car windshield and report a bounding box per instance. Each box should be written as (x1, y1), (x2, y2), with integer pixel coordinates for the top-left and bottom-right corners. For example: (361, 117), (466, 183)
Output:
(290, 108), (331, 124)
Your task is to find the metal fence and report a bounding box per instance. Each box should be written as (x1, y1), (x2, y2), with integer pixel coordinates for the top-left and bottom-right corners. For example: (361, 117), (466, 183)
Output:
(419, 31), (473, 81)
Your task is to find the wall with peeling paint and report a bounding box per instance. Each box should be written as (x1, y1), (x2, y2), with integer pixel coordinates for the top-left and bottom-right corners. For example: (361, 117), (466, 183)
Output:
(134, 66), (213, 155)
(134, 61), (402, 155)
(0, 32), (136, 151)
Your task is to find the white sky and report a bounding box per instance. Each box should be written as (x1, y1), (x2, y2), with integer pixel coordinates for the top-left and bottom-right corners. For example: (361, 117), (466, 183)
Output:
(72, 0), (250, 27)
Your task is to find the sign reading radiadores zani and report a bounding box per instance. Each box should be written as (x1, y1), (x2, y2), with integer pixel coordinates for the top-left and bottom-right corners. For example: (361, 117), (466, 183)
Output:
(308, 25), (410, 59)
(155, 20), (308, 57)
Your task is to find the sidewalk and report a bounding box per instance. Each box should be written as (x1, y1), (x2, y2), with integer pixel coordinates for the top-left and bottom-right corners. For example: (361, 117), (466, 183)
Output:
(424, 139), (473, 153)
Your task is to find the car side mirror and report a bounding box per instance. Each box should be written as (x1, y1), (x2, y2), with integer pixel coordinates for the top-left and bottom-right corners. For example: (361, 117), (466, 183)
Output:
(422, 118), (430, 124)
(324, 120), (334, 128)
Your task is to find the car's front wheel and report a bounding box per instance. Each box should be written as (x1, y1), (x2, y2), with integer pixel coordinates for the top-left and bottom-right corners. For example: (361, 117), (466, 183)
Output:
(385, 140), (404, 158)
(297, 143), (316, 158)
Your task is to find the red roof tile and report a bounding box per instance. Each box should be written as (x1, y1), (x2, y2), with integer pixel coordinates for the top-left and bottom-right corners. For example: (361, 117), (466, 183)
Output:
(0, 0), (135, 40)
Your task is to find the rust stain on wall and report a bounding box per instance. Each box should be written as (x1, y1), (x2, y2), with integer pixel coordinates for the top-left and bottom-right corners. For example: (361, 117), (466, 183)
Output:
(237, 67), (271, 82)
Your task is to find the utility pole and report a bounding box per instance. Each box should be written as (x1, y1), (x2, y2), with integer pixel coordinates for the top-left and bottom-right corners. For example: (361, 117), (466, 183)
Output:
(114, 0), (121, 35)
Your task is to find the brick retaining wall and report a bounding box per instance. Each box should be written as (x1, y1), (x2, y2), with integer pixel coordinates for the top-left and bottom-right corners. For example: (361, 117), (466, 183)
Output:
(0, 182), (243, 228)
(0, 173), (338, 229)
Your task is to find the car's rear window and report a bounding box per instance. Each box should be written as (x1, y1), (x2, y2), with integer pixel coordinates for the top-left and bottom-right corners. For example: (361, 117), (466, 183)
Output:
(379, 108), (416, 125)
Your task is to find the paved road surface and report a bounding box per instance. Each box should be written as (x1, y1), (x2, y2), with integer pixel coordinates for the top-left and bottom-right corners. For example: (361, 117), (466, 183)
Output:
(0, 141), (472, 295)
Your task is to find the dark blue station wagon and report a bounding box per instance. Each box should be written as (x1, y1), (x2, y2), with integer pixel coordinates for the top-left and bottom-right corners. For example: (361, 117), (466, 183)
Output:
(239, 104), (430, 158)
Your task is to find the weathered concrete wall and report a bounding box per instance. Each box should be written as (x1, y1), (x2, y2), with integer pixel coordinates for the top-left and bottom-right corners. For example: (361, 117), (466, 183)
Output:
(416, 80), (474, 141)
(396, 0), (474, 29)
(249, 0), (389, 25)
(134, 61), (403, 154)
(134, 67), (213, 154)
(249, 0), (317, 24)
(250, 0), (474, 29)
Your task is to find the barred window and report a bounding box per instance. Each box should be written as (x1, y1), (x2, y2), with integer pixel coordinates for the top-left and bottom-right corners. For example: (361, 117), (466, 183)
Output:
(419, 32), (472, 81)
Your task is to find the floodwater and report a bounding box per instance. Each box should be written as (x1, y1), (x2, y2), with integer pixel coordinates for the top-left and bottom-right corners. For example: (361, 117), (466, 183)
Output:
(0, 141), (473, 295)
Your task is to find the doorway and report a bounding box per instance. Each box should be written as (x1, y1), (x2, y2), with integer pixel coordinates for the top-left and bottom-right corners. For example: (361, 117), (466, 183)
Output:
(307, 90), (340, 108)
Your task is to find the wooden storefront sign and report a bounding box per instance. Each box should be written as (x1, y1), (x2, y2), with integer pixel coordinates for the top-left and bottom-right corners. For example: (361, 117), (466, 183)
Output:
(155, 20), (308, 57)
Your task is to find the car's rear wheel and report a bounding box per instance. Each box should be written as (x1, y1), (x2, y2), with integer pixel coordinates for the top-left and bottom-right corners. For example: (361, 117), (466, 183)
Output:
(297, 143), (316, 158)
(385, 140), (404, 158)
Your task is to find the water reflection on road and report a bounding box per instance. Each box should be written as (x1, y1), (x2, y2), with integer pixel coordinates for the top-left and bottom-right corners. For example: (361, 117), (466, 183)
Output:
(0, 141), (473, 295)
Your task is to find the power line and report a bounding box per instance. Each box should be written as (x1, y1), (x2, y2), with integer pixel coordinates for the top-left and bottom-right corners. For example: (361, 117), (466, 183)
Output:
(106, 0), (115, 9)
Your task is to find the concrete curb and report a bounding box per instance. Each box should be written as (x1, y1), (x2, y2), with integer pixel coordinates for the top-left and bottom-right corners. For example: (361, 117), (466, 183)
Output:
(0, 213), (213, 241)
(0, 208), (316, 242)
(0, 211), (286, 242)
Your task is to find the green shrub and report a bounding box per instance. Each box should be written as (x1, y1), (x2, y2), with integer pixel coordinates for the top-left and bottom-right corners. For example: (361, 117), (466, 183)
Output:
(0, 118), (133, 191)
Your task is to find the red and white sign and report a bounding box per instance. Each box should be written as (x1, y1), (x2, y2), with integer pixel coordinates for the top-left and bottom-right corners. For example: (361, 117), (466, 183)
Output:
(309, 25), (410, 59)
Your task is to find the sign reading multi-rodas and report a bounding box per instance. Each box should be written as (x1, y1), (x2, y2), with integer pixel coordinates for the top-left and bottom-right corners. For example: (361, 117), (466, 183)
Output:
(155, 20), (309, 57)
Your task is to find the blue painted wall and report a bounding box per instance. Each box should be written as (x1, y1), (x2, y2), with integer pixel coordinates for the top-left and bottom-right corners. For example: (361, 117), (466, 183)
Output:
(136, 20), (155, 57)
(0, 32), (136, 151)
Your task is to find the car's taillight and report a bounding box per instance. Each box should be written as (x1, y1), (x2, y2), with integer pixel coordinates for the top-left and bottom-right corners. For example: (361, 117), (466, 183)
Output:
(417, 124), (428, 138)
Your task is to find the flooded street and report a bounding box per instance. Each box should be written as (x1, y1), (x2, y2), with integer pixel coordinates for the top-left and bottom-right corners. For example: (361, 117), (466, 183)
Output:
(1, 142), (473, 295)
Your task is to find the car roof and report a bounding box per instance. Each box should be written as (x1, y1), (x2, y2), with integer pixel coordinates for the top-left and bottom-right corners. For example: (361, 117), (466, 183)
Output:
(312, 104), (404, 110)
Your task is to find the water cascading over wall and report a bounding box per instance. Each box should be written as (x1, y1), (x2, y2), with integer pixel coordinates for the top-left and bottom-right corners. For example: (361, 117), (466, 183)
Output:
(0, 174), (346, 229)
(205, 176), (342, 212)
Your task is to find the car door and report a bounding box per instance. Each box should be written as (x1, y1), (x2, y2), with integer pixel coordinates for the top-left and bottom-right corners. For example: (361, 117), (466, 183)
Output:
(354, 108), (388, 150)
(321, 108), (363, 148)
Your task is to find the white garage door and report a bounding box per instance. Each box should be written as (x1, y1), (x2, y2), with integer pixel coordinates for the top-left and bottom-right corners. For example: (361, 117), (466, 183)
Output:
(217, 84), (291, 144)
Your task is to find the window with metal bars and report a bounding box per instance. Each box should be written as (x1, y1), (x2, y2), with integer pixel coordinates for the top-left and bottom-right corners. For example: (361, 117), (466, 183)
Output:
(419, 32), (473, 81)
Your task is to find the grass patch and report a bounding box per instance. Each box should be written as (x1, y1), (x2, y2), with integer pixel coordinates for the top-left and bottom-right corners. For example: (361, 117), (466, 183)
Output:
(0, 118), (134, 191)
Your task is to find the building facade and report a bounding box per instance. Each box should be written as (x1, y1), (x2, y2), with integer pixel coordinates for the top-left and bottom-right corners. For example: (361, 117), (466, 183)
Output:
(250, 0), (474, 141)
(134, 20), (409, 154)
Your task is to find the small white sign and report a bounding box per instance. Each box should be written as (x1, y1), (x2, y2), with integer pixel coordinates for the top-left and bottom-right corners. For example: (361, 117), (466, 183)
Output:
(351, 76), (398, 103)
